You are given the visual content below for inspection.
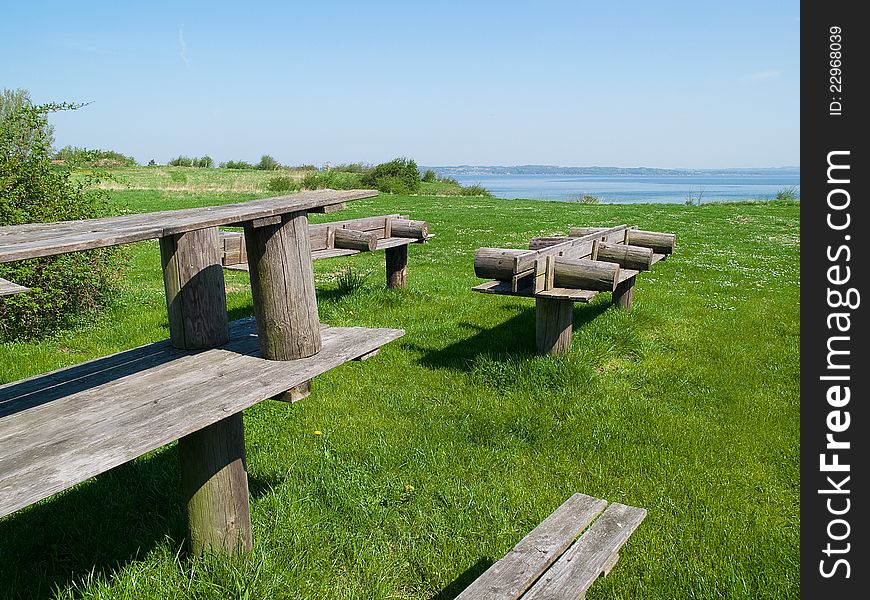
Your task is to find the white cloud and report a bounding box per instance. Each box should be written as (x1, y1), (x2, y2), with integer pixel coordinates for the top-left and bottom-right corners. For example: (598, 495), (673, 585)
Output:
(178, 25), (189, 66)
(739, 69), (782, 84)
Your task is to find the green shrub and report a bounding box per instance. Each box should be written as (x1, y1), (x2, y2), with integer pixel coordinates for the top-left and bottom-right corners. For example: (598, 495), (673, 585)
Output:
(421, 169), (437, 183)
(256, 155), (280, 170)
(775, 185), (799, 201)
(580, 194), (600, 204)
(459, 183), (493, 197)
(334, 266), (369, 295)
(361, 157), (421, 194)
(301, 170), (364, 190)
(0, 97), (124, 341)
(266, 175), (299, 192)
(333, 162), (371, 174)
(55, 146), (137, 168)
(168, 155), (194, 167)
(194, 155), (214, 168)
(221, 160), (254, 170)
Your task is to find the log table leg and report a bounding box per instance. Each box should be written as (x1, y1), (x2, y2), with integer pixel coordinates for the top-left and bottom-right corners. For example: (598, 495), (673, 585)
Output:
(385, 244), (408, 289)
(160, 227), (253, 555)
(612, 274), (636, 310)
(244, 211), (321, 402)
(535, 298), (573, 355)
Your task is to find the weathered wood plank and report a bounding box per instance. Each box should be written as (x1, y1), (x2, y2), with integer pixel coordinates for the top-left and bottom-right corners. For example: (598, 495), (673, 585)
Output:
(0, 319), (404, 520)
(514, 225), (629, 273)
(0, 189), (378, 264)
(471, 281), (597, 303)
(456, 494), (608, 600)
(522, 503), (647, 600)
(0, 277), (29, 296)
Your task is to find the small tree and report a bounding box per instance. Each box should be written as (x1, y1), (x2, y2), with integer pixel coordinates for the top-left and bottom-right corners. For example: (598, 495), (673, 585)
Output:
(0, 89), (55, 159)
(256, 155), (280, 170)
(0, 95), (123, 340)
(361, 158), (421, 194)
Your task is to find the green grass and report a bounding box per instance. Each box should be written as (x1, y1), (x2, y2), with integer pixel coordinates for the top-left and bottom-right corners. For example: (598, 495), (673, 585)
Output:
(0, 182), (799, 599)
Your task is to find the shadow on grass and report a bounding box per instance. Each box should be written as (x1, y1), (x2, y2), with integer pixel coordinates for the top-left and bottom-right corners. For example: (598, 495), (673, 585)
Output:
(405, 300), (611, 372)
(432, 557), (495, 599)
(0, 445), (283, 598)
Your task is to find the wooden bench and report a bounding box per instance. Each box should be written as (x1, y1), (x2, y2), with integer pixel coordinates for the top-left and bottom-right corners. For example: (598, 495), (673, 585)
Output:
(457, 493), (646, 599)
(473, 225), (675, 355)
(220, 214), (431, 289)
(0, 188), (405, 555)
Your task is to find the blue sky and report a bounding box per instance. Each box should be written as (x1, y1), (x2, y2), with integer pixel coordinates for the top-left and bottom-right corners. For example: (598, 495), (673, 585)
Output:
(1, 1), (799, 168)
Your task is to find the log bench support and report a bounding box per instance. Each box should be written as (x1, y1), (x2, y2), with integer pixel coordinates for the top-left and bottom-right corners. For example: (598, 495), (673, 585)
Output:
(160, 226), (252, 555)
(385, 244), (408, 289)
(456, 493), (646, 600)
(612, 274), (636, 310)
(536, 298), (573, 355)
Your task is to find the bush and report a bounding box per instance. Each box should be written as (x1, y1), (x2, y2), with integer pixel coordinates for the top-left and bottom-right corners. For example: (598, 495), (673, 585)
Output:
(300, 170), (364, 190)
(421, 169), (437, 183)
(361, 157), (421, 194)
(0, 96), (124, 341)
(775, 186), (799, 201)
(54, 146), (137, 168)
(266, 175), (299, 193)
(168, 155), (194, 167)
(194, 155), (214, 168)
(458, 183), (493, 197)
(256, 155), (280, 170)
(221, 160), (254, 170)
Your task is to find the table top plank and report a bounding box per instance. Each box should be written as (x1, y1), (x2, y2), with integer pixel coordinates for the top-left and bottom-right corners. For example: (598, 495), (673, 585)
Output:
(0, 189), (378, 264)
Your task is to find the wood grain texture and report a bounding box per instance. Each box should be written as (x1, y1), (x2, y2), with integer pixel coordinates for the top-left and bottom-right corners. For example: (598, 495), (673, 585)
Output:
(626, 229), (675, 254)
(0, 277), (29, 296)
(536, 298), (573, 355)
(386, 244), (408, 289)
(471, 281), (597, 303)
(244, 212), (321, 360)
(334, 229), (377, 252)
(389, 219), (429, 240)
(160, 227), (229, 349)
(179, 413), (252, 555)
(455, 494), (608, 600)
(474, 248), (534, 281)
(595, 243), (653, 271)
(522, 503), (647, 600)
(552, 258), (620, 292)
(0, 319), (404, 519)
(515, 225), (629, 273)
(612, 275), (636, 310)
(0, 189), (378, 264)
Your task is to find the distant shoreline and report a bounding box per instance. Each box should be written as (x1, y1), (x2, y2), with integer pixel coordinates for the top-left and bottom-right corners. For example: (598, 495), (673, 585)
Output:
(424, 165), (800, 177)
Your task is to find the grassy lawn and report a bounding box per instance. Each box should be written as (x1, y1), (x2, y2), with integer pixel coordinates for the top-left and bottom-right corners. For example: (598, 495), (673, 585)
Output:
(0, 176), (799, 599)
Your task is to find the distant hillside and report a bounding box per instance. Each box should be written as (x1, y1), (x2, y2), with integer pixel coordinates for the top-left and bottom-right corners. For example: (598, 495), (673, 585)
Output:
(423, 165), (801, 177)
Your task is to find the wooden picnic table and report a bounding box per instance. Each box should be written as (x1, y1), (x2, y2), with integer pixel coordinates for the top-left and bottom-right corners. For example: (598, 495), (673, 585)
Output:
(0, 188), (405, 555)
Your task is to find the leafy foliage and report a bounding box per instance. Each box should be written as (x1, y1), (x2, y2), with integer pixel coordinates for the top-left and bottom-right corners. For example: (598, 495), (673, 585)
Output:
(55, 146), (138, 168)
(168, 155), (213, 168)
(360, 157), (421, 194)
(220, 160), (255, 169)
(0, 95), (123, 341)
(266, 175), (299, 192)
(421, 169), (437, 183)
(256, 155), (280, 170)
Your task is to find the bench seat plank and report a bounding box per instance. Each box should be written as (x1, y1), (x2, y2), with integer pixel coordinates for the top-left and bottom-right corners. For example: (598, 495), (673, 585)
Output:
(471, 281), (598, 303)
(456, 494), (608, 600)
(0, 277), (29, 296)
(0, 318), (403, 519)
(225, 236), (428, 270)
(523, 503), (647, 600)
